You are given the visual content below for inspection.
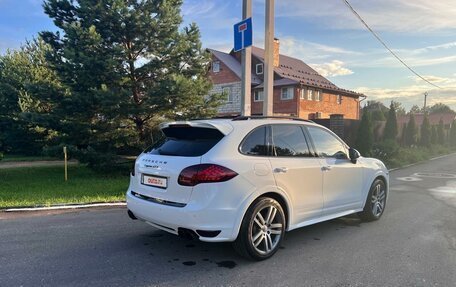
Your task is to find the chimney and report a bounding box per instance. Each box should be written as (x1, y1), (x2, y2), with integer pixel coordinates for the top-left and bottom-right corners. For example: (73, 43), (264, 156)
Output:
(273, 38), (280, 67)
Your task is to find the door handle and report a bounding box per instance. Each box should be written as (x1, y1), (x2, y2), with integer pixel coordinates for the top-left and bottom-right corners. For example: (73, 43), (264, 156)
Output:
(274, 167), (288, 173)
(321, 166), (332, 171)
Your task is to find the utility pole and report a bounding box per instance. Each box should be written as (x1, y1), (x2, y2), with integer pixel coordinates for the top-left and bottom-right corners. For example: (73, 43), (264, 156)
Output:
(423, 92), (428, 112)
(240, 0), (252, 116)
(263, 0), (274, 116)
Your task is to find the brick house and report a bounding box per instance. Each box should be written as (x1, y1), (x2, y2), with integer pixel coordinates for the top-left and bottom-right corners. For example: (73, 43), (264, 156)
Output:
(208, 39), (364, 120)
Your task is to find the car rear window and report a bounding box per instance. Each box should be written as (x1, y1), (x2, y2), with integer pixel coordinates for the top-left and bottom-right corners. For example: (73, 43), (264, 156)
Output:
(145, 126), (224, 157)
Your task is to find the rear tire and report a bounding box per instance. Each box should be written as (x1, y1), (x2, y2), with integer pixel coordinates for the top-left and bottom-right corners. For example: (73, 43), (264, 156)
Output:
(233, 197), (285, 261)
(358, 179), (387, 222)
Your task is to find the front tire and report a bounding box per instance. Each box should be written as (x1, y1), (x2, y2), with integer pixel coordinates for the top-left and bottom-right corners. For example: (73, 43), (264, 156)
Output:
(233, 197), (285, 261)
(358, 179), (387, 222)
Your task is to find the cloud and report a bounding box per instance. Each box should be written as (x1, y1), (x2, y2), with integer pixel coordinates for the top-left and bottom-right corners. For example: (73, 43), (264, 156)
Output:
(310, 60), (354, 77)
(274, 0), (456, 33)
(275, 36), (361, 62)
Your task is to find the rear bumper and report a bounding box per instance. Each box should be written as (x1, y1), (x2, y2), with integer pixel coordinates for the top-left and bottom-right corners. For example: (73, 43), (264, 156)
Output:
(126, 190), (241, 242)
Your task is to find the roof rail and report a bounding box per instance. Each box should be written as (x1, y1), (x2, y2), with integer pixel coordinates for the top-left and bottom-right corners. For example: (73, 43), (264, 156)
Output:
(232, 116), (314, 123)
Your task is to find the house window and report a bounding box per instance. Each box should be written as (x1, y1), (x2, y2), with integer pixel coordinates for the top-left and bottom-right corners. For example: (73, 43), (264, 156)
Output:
(307, 89), (314, 100)
(223, 86), (233, 103)
(254, 90), (264, 102)
(281, 87), (294, 100)
(300, 88), (306, 99)
(256, 63), (263, 75)
(315, 90), (321, 101)
(212, 61), (220, 73)
(336, 95), (342, 105)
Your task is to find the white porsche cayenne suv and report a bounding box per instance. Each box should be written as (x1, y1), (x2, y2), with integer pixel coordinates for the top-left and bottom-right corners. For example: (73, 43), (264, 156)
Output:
(126, 116), (389, 260)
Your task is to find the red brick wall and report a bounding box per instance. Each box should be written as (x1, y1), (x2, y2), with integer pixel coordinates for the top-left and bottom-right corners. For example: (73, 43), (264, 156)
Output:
(298, 88), (359, 120)
(251, 85), (298, 116)
(208, 55), (240, 84)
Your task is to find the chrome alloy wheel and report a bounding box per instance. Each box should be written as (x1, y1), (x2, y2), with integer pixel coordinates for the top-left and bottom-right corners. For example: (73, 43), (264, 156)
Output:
(371, 183), (386, 217)
(250, 205), (283, 255)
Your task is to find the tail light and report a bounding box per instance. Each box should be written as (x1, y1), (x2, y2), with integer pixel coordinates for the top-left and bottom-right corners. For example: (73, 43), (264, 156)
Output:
(178, 164), (238, 186)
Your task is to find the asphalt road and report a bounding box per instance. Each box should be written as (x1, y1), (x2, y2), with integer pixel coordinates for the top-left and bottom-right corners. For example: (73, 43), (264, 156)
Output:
(1, 154), (456, 287)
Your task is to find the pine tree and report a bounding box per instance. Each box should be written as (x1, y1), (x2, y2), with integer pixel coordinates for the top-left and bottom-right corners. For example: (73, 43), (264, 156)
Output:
(405, 113), (417, 146)
(355, 112), (374, 156)
(450, 119), (456, 147)
(0, 38), (62, 154)
(40, 0), (222, 161)
(437, 118), (445, 145)
(431, 125), (438, 145)
(400, 122), (407, 146)
(384, 101), (398, 141)
(419, 113), (431, 147)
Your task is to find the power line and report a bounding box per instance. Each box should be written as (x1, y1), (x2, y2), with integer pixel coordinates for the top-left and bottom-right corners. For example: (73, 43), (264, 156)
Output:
(342, 0), (442, 89)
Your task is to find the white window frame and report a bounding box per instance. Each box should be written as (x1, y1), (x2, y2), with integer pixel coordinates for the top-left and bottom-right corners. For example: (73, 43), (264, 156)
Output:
(254, 89), (264, 102)
(315, 90), (321, 101)
(223, 86), (233, 103)
(256, 63), (264, 75)
(307, 89), (314, 101)
(336, 94), (342, 105)
(281, 87), (294, 100)
(212, 61), (220, 73)
(300, 88), (306, 99)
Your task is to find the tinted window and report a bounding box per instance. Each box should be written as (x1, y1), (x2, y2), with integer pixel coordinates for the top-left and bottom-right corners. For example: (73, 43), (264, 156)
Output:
(271, 125), (312, 157)
(307, 126), (347, 158)
(145, 126), (224, 157)
(240, 126), (268, 156)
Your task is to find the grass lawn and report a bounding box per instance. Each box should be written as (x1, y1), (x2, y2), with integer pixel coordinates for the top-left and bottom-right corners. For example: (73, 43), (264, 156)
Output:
(0, 165), (128, 208)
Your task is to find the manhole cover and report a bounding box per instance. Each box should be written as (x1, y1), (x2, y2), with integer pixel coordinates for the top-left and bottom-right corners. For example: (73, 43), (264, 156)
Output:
(414, 173), (456, 179)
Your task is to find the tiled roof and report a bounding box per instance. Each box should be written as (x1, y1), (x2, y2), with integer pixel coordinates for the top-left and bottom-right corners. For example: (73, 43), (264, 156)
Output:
(208, 48), (262, 85)
(250, 46), (362, 98)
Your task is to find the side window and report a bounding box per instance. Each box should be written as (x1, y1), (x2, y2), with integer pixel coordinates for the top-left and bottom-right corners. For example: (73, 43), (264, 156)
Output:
(307, 126), (347, 158)
(240, 126), (268, 156)
(271, 125), (312, 157)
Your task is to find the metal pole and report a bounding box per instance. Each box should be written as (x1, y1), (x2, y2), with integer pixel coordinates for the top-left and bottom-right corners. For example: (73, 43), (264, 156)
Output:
(63, 146), (68, 181)
(263, 0), (274, 116)
(241, 0), (252, 116)
(424, 92), (428, 112)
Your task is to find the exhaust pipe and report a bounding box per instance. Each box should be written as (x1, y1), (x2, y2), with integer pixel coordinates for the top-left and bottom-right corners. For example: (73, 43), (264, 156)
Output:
(178, 228), (199, 240)
(127, 210), (137, 220)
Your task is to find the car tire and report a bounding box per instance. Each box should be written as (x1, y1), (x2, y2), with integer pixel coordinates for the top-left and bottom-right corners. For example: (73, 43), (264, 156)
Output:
(358, 179), (387, 222)
(233, 197), (285, 261)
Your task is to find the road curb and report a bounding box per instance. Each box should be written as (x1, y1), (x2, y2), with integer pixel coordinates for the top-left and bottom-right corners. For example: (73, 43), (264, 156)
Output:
(388, 152), (456, 172)
(3, 202), (126, 212)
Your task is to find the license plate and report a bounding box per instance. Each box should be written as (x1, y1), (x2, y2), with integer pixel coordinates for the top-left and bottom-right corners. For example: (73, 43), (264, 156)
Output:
(142, 174), (167, 189)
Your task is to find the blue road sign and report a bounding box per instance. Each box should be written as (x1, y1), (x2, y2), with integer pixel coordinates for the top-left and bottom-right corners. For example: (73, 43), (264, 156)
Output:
(234, 18), (252, 52)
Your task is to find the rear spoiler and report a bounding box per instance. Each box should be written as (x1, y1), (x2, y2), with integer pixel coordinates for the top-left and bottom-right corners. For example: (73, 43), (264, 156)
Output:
(159, 121), (233, 136)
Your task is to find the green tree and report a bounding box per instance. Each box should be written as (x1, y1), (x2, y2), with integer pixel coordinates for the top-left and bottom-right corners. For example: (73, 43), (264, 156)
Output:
(40, 0), (221, 164)
(450, 119), (456, 147)
(0, 38), (62, 154)
(405, 113), (417, 146)
(431, 125), (438, 145)
(437, 118), (445, 145)
(429, 103), (455, 115)
(400, 122), (407, 146)
(355, 112), (374, 156)
(391, 101), (406, 116)
(384, 101), (398, 141)
(419, 113), (431, 147)
(409, 105), (422, 114)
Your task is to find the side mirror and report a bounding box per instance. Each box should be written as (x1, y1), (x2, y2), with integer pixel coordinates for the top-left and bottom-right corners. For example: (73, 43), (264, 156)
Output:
(349, 148), (360, 164)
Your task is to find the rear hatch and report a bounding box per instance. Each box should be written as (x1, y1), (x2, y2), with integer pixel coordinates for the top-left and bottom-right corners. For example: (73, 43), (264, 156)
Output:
(135, 122), (229, 204)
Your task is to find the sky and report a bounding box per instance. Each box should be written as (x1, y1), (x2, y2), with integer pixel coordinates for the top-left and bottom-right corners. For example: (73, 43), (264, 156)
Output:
(1, 0), (455, 111)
